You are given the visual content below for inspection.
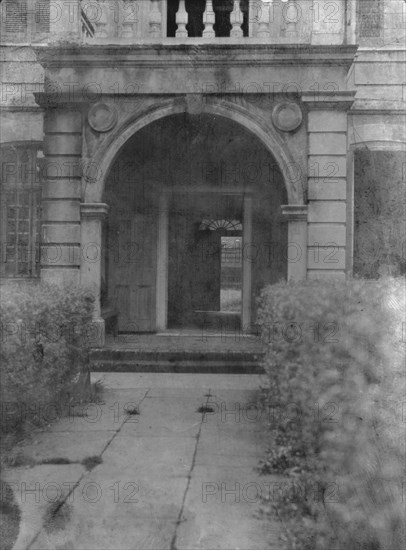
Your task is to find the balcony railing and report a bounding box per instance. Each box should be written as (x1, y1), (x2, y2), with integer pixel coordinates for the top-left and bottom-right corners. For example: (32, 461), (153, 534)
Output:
(79, 0), (354, 45)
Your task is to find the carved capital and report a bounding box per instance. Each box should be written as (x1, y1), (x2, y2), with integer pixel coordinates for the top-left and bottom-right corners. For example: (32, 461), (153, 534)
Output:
(280, 204), (308, 222)
(80, 203), (109, 219)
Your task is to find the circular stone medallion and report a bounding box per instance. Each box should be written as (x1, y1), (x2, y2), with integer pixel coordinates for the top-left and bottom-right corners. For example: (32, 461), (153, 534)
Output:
(88, 103), (118, 133)
(272, 102), (303, 132)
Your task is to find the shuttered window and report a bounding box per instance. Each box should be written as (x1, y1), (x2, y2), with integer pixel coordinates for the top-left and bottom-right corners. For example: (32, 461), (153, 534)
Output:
(0, 145), (42, 278)
(35, 0), (51, 35)
(4, 0), (28, 34)
(2, 0), (50, 40)
(359, 0), (383, 38)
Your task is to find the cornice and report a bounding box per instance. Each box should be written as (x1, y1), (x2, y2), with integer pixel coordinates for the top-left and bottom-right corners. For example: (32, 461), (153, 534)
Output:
(33, 44), (358, 70)
(0, 106), (44, 112)
(302, 91), (356, 110)
(349, 109), (406, 115)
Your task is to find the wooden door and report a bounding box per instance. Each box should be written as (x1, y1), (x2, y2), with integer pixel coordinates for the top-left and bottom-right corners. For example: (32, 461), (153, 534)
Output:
(168, 198), (223, 327)
(110, 213), (157, 332)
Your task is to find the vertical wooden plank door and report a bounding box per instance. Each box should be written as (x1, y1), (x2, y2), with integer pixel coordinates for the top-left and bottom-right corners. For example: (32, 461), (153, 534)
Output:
(111, 213), (157, 332)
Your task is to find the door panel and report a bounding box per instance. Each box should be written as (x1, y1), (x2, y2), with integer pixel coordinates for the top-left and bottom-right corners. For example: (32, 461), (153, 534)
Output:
(109, 212), (157, 332)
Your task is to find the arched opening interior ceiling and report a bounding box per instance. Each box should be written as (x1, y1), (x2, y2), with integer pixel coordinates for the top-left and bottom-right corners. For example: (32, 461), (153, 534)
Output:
(85, 99), (302, 204)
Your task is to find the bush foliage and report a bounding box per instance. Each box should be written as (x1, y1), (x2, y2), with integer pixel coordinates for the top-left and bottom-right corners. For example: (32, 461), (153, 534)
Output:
(0, 282), (94, 435)
(257, 277), (405, 550)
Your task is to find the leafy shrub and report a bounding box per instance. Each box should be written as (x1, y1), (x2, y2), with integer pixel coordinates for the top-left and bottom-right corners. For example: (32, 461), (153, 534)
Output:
(0, 282), (94, 435)
(257, 277), (405, 550)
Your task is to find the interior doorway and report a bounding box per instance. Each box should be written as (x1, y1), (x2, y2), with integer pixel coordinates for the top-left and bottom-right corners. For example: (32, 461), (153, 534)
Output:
(167, 192), (245, 330)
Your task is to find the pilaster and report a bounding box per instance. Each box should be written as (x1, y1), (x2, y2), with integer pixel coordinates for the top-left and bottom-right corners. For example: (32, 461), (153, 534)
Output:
(280, 205), (308, 282)
(41, 108), (83, 286)
(80, 203), (109, 346)
(303, 92), (355, 281)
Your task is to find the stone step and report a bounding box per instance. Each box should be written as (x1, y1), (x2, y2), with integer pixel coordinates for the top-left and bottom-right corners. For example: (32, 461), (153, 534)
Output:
(89, 349), (265, 374)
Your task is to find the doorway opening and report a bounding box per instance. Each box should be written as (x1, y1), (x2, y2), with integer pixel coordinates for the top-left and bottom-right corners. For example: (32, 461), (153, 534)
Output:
(167, 192), (245, 331)
(103, 113), (288, 334)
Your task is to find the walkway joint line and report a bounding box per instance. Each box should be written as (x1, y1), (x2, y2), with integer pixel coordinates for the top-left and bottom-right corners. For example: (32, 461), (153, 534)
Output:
(169, 389), (213, 550)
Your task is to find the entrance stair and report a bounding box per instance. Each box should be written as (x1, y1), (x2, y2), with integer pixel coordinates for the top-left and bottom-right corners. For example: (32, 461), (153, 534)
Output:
(90, 332), (266, 374)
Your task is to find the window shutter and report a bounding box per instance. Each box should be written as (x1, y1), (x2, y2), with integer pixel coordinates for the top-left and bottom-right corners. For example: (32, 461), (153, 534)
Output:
(35, 0), (50, 35)
(4, 0), (28, 35)
(359, 0), (383, 38)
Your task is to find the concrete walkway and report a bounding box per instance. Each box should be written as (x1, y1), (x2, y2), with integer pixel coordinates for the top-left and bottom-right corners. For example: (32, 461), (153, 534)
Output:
(4, 373), (283, 550)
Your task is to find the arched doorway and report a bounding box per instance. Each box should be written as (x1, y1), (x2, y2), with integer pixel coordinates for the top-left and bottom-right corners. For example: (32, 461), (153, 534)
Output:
(102, 113), (288, 334)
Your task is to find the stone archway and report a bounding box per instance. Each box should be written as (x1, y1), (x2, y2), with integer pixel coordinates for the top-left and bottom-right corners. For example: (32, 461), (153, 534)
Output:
(80, 97), (307, 343)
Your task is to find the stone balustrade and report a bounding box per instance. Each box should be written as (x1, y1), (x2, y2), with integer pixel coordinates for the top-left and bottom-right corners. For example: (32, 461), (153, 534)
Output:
(77, 0), (352, 45)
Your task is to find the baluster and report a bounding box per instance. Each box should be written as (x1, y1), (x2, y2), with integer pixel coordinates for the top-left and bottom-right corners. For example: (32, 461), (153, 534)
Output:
(257, 0), (271, 38)
(176, 0), (188, 38)
(230, 0), (243, 38)
(81, 7), (95, 40)
(282, 0), (297, 40)
(149, 0), (162, 37)
(121, 0), (137, 39)
(203, 0), (215, 38)
(94, 0), (108, 38)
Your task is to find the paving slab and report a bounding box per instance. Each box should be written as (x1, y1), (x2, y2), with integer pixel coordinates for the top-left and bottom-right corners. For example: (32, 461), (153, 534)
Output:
(2, 464), (86, 550)
(59, 470), (188, 519)
(29, 510), (178, 550)
(175, 464), (281, 550)
(14, 431), (113, 464)
(120, 406), (202, 438)
(102, 435), (197, 473)
(176, 514), (281, 550)
(118, 393), (204, 435)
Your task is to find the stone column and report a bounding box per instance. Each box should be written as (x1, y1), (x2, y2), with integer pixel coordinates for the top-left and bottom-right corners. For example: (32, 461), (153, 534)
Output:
(156, 193), (168, 331)
(280, 205), (308, 282)
(303, 92), (355, 280)
(41, 108), (83, 286)
(80, 203), (109, 346)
